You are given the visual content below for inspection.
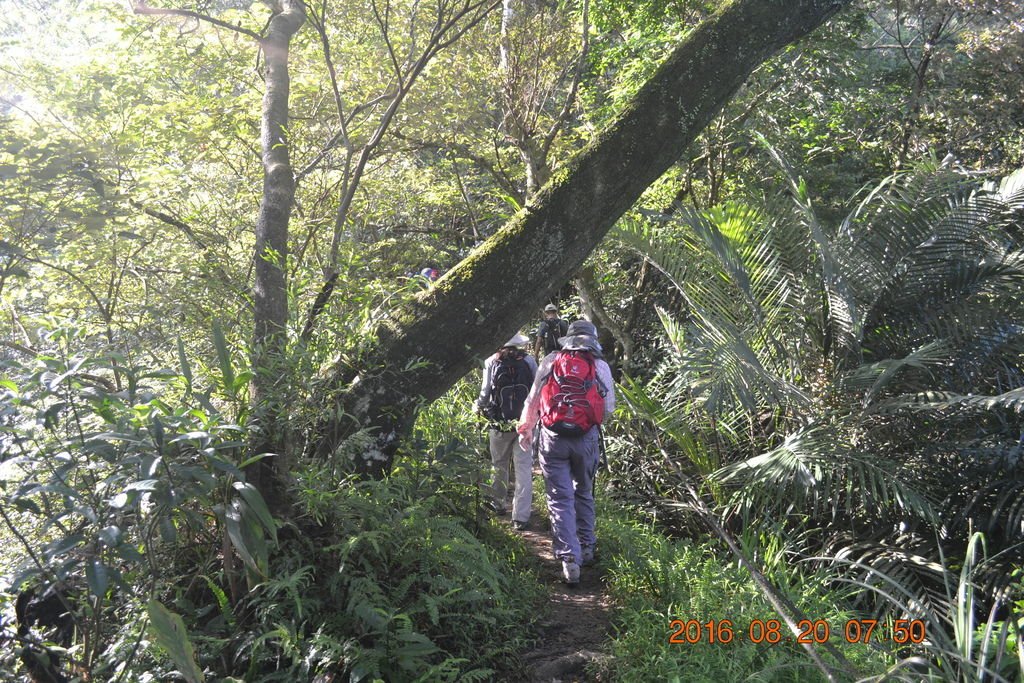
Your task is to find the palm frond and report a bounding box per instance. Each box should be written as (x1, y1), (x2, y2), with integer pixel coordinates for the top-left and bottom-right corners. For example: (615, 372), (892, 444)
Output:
(677, 203), (764, 322)
(816, 535), (1021, 683)
(711, 426), (937, 526)
(818, 540), (949, 618)
(760, 137), (862, 358)
(613, 216), (690, 295)
(617, 372), (717, 476)
(840, 339), (951, 404)
(957, 478), (1024, 555)
(985, 164), (1024, 212)
(880, 386), (1024, 414)
(675, 304), (811, 414)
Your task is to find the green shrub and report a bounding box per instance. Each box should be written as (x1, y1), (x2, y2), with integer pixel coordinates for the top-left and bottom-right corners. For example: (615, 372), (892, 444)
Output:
(252, 458), (546, 682)
(594, 505), (892, 682)
(0, 328), (545, 681)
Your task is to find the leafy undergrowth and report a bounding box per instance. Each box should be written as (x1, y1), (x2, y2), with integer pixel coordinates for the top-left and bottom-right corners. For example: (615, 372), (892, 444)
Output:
(147, 458), (547, 682)
(591, 504), (894, 682)
(0, 334), (547, 681)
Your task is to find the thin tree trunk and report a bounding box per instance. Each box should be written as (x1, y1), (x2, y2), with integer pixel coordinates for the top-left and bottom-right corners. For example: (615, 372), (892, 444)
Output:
(623, 257), (651, 353)
(314, 0), (851, 477)
(898, 12), (951, 163)
(250, 0), (305, 508)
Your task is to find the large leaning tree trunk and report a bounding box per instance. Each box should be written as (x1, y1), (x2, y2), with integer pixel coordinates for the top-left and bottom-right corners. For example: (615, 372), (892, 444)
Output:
(315, 0), (851, 476)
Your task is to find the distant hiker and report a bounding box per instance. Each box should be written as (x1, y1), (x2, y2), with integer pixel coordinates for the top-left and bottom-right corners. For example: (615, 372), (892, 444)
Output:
(518, 320), (615, 586)
(534, 304), (568, 360)
(477, 332), (537, 530)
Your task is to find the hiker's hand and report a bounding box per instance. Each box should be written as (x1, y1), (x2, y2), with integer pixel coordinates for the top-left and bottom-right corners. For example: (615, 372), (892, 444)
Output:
(517, 422), (532, 451)
(518, 432), (531, 452)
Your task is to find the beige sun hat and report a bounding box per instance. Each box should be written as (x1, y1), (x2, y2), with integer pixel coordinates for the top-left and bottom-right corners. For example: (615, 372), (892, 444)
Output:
(503, 332), (531, 347)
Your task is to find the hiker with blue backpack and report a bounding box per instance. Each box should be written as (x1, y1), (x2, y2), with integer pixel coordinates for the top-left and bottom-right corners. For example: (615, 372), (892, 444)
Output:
(476, 332), (537, 530)
(518, 320), (615, 586)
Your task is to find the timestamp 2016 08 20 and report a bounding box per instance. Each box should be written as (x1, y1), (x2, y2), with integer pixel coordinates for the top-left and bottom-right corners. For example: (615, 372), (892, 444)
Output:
(668, 618), (927, 645)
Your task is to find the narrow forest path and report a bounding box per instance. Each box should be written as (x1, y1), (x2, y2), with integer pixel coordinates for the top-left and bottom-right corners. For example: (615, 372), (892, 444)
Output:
(496, 472), (615, 682)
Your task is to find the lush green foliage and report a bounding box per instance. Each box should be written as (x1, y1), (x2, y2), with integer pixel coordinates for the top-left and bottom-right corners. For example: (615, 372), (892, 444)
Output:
(592, 504), (893, 681)
(3, 0), (1024, 680)
(590, 500), (1024, 681)
(593, 501), (897, 683)
(0, 327), (543, 681)
(605, 161), (1024, 679)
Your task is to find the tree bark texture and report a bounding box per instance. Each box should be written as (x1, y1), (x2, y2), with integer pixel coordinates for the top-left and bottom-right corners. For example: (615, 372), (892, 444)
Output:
(575, 265), (632, 375)
(251, 0), (305, 503)
(315, 0), (851, 475)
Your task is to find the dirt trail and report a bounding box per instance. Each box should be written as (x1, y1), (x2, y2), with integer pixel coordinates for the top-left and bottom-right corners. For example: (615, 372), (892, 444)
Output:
(498, 498), (615, 682)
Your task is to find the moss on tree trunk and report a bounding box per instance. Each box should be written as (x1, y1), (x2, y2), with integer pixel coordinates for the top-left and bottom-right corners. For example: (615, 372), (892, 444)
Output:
(317, 0), (851, 476)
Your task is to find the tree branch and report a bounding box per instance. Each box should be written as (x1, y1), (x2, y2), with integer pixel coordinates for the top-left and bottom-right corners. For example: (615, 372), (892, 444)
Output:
(542, 0), (590, 156)
(371, 0), (405, 88)
(128, 200), (208, 249)
(0, 341), (118, 391)
(300, 272), (339, 342)
(321, 0), (498, 270)
(133, 1), (263, 41)
(390, 130), (522, 201)
(575, 264), (632, 372)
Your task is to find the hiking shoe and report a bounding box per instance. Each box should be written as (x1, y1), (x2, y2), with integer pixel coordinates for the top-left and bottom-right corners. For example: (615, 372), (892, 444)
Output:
(512, 519), (529, 531)
(562, 560), (580, 586)
(581, 545), (595, 567)
(488, 500), (507, 515)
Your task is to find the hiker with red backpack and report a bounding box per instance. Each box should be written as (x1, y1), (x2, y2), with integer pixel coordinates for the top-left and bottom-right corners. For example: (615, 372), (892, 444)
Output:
(476, 332), (537, 530)
(517, 320), (615, 586)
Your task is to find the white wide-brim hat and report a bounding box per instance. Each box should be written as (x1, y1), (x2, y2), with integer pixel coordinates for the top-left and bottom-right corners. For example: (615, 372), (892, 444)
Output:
(503, 332), (531, 347)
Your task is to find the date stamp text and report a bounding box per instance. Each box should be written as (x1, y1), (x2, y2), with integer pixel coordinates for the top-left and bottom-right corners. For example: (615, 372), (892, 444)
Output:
(668, 618), (927, 645)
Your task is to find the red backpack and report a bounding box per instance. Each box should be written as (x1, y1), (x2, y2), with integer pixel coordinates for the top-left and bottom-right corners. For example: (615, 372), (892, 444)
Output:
(540, 350), (605, 436)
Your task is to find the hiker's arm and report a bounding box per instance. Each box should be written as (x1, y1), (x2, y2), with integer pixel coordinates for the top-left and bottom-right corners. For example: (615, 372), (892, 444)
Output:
(525, 354), (538, 382)
(476, 355), (493, 411)
(596, 360), (616, 416)
(518, 354), (553, 437)
(533, 322), (546, 359)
